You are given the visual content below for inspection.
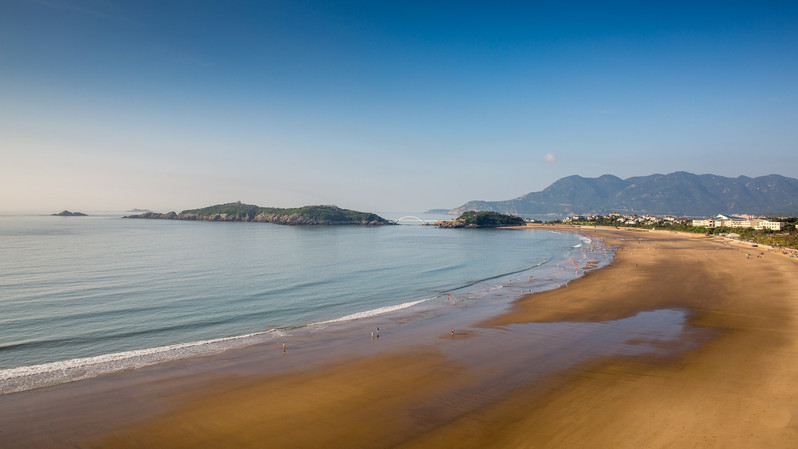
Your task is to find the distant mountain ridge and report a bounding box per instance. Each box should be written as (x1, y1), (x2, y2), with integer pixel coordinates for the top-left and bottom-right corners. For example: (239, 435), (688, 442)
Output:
(450, 172), (798, 217)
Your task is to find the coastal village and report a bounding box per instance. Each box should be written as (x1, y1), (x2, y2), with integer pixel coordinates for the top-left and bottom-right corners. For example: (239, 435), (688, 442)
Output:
(561, 212), (785, 230)
(434, 208), (797, 254)
(555, 212), (797, 257)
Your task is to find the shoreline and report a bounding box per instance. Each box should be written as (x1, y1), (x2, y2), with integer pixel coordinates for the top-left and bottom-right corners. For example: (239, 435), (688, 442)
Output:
(0, 228), (601, 395)
(2, 227), (797, 447)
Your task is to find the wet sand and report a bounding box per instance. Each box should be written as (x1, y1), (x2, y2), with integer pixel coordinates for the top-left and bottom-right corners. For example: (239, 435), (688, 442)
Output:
(2, 227), (798, 448)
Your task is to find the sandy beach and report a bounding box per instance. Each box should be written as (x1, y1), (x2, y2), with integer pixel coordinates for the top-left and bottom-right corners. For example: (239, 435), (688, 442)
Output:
(2, 226), (797, 448)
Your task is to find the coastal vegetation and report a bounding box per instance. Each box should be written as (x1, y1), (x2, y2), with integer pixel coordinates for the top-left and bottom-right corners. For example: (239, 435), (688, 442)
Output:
(558, 215), (798, 249)
(707, 226), (798, 249)
(124, 202), (392, 226)
(437, 211), (526, 228)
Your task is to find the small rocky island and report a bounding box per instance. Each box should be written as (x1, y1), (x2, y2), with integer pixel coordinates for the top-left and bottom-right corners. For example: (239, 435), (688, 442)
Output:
(436, 211), (526, 228)
(52, 210), (87, 217)
(123, 202), (393, 226)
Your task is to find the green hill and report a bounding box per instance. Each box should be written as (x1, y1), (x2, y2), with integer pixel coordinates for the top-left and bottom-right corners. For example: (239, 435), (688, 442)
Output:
(124, 203), (392, 226)
(437, 211), (525, 228)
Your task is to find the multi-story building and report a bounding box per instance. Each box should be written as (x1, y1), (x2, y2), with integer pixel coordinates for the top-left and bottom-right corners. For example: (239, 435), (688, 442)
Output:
(754, 220), (785, 231)
(693, 214), (784, 230)
(692, 214), (730, 228)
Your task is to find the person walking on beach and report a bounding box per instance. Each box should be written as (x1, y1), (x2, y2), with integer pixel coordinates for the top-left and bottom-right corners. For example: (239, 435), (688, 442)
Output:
(376, 327), (380, 338)
(282, 342), (286, 353)
(371, 332), (374, 341)
(451, 328), (455, 336)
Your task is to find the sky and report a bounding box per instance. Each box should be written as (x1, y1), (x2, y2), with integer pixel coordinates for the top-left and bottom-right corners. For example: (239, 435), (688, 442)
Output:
(2, 0), (797, 213)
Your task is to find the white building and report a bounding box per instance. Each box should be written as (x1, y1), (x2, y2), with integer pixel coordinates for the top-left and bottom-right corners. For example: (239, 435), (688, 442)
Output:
(754, 220), (785, 231)
(725, 218), (752, 229)
(693, 214), (784, 231)
(693, 214), (730, 228)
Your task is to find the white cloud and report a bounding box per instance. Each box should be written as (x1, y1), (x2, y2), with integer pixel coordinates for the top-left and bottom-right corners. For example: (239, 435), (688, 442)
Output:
(544, 152), (556, 163)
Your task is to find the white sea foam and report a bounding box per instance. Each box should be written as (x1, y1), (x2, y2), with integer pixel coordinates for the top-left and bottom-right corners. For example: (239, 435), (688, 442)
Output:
(0, 298), (442, 394)
(313, 297), (434, 325)
(0, 297), (441, 394)
(0, 228), (614, 395)
(0, 330), (280, 394)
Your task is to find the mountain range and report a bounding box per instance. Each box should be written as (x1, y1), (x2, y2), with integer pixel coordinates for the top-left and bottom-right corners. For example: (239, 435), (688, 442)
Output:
(449, 172), (798, 217)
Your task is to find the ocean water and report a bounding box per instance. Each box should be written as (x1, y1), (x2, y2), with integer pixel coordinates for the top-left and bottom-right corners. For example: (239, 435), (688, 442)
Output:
(0, 213), (606, 393)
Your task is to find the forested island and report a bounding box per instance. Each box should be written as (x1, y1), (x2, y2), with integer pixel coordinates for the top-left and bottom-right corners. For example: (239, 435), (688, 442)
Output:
(123, 203), (392, 226)
(52, 210), (87, 216)
(436, 211), (526, 228)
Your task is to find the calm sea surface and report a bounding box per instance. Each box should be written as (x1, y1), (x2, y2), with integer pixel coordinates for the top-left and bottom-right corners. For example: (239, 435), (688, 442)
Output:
(0, 213), (602, 392)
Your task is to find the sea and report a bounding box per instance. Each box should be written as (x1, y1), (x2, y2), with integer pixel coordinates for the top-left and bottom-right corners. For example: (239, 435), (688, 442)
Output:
(0, 212), (609, 393)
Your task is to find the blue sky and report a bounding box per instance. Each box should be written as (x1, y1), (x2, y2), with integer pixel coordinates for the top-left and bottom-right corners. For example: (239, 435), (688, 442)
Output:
(2, 1), (797, 213)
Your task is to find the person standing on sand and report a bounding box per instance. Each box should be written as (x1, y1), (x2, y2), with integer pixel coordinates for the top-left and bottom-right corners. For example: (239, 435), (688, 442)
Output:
(371, 332), (374, 340)
(451, 328), (455, 336)
(282, 342), (286, 352)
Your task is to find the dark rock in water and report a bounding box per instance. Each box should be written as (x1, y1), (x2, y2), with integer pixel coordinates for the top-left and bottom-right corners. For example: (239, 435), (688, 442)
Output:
(52, 210), (87, 217)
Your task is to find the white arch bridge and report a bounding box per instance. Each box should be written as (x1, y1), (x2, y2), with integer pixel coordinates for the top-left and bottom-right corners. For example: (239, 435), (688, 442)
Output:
(393, 216), (439, 225)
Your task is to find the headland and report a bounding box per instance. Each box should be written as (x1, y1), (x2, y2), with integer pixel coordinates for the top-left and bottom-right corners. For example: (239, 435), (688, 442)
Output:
(435, 210), (526, 228)
(123, 202), (392, 225)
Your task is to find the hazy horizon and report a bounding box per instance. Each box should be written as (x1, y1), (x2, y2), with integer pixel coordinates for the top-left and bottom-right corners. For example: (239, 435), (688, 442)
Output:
(4, 171), (797, 217)
(3, 1), (797, 213)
